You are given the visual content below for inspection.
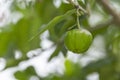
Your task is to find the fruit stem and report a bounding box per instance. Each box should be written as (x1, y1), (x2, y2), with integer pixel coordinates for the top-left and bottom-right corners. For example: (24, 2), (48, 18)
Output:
(77, 9), (81, 29)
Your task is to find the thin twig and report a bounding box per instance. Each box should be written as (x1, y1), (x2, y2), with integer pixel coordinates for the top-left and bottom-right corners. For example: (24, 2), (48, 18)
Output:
(67, 0), (88, 14)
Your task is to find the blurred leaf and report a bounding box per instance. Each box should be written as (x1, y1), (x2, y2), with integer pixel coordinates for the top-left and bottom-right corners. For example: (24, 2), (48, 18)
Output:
(111, 0), (120, 5)
(14, 66), (38, 80)
(61, 45), (67, 57)
(59, 2), (74, 14)
(104, 26), (120, 50)
(14, 18), (40, 55)
(91, 24), (109, 37)
(64, 59), (76, 76)
(112, 34), (120, 54)
(37, 0), (58, 24)
(88, 0), (96, 8)
(89, 19), (113, 37)
(64, 59), (82, 79)
(112, 34), (120, 72)
(48, 44), (62, 61)
(0, 31), (13, 56)
(82, 57), (116, 75)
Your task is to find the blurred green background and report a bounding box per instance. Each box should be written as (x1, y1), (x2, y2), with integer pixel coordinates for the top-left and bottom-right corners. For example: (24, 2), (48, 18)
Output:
(0, 0), (120, 80)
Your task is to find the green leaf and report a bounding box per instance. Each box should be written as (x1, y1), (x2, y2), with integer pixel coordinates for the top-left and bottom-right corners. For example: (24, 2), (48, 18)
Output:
(49, 17), (75, 42)
(13, 18), (40, 56)
(14, 66), (38, 80)
(82, 57), (115, 75)
(48, 44), (62, 61)
(35, 0), (58, 24)
(59, 2), (74, 14)
(64, 59), (75, 76)
(29, 9), (76, 42)
(0, 26), (15, 57)
(0, 31), (12, 56)
(64, 59), (82, 80)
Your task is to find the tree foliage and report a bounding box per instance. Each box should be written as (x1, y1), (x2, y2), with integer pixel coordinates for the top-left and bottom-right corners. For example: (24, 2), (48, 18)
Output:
(0, 0), (120, 80)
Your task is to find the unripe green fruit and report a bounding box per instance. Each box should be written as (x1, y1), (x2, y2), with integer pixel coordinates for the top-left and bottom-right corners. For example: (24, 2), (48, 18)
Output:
(64, 29), (93, 53)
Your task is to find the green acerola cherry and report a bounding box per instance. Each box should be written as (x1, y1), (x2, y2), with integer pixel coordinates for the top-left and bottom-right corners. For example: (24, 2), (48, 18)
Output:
(64, 29), (93, 53)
